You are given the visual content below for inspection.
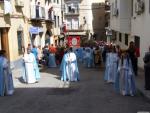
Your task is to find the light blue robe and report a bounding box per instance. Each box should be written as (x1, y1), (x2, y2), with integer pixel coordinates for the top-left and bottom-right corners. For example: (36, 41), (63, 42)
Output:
(107, 53), (118, 83)
(31, 48), (38, 60)
(0, 56), (14, 96)
(117, 58), (136, 96)
(48, 53), (57, 68)
(84, 47), (94, 68)
(60, 52), (80, 82)
(34, 57), (40, 80)
(104, 53), (111, 81)
(21, 59), (26, 82)
(77, 47), (83, 62)
(32, 48), (41, 80)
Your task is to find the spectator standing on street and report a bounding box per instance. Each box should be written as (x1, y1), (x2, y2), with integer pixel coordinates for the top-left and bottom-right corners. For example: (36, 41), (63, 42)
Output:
(0, 50), (14, 96)
(43, 45), (49, 66)
(143, 46), (150, 90)
(127, 41), (138, 76)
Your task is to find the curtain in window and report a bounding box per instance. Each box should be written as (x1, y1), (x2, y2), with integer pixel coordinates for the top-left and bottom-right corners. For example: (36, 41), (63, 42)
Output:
(4, 0), (12, 15)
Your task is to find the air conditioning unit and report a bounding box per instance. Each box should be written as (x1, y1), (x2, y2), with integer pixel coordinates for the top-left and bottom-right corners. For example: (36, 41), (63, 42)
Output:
(135, 0), (144, 15)
(113, 8), (118, 16)
(15, 0), (24, 7)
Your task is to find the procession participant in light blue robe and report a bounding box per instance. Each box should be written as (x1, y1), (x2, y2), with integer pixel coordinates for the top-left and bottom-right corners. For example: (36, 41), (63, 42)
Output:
(82, 47), (86, 65)
(34, 56), (41, 81)
(60, 47), (80, 82)
(84, 47), (91, 67)
(117, 52), (136, 96)
(31, 45), (38, 60)
(23, 48), (39, 83)
(48, 51), (57, 68)
(0, 50), (14, 96)
(75, 49), (79, 61)
(84, 47), (94, 68)
(107, 47), (119, 83)
(104, 52), (111, 81)
(77, 47), (83, 62)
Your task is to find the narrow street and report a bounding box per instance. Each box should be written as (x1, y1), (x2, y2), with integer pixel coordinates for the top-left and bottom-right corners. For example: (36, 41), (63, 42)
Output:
(0, 63), (150, 113)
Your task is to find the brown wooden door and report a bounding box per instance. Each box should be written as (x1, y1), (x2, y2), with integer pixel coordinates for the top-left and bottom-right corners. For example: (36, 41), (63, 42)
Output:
(1, 28), (10, 60)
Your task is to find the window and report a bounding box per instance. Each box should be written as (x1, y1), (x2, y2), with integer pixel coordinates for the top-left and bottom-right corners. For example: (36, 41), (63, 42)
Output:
(54, 15), (56, 27)
(125, 34), (128, 46)
(53, 0), (55, 3)
(49, 0), (52, 3)
(67, 3), (78, 13)
(72, 18), (79, 29)
(66, 19), (72, 30)
(17, 31), (24, 55)
(149, 0), (150, 13)
(131, 0), (133, 16)
(111, 3), (114, 16)
(119, 33), (122, 42)
(134, 36), (140, 48)
(115, 0), (117, 8)
(66, 18), (79, 30)
(45, 0), (51, 4)
(68, 5), (72, 12)
(57, 16), (59, 27)
(57, 0), (59, 4)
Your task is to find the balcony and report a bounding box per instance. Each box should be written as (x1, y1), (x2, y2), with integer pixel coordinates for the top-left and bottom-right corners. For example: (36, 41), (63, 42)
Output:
(45, 10), (55, 22)
(64, 4), (79, 16)
(30, 5), (45, 20)
(64, 0), (82, 2)
(64, 10), (79, 16)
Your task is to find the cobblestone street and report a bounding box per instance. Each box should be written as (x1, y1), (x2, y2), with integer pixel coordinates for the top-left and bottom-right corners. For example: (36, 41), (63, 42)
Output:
(0, 63), (150, 113)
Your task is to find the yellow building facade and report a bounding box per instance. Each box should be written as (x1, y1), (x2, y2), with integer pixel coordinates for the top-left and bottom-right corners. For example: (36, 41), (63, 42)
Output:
(0, 0), (61, 68)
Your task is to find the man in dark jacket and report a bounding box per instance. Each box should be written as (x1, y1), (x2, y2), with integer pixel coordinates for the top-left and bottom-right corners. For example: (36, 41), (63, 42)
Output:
(143, 46), (150, 90)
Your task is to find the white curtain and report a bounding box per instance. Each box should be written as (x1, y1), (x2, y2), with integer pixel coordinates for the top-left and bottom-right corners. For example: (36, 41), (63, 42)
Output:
(4, 0), (12, 15)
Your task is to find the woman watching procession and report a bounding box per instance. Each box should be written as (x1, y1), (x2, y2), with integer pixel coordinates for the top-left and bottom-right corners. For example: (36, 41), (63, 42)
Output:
(0, 50), (14, 96)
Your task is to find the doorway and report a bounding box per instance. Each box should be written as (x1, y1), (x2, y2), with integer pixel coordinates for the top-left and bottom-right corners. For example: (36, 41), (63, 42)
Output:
(0, 28), (10, 59)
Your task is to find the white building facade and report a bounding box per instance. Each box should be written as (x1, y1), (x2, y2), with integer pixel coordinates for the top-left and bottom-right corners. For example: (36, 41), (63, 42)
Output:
(0, 0), (62, 69)
(110, 0), (150, 68)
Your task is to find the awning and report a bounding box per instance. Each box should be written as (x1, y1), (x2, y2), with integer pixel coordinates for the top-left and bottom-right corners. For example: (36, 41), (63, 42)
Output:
(29, 27), (43, 35)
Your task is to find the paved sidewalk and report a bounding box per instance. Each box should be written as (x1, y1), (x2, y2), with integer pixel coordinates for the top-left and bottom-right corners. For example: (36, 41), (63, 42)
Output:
(135, 68), (150, 100)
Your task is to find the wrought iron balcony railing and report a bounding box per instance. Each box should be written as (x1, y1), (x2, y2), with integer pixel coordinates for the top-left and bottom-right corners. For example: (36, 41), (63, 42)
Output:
(30, 5), (45, 20)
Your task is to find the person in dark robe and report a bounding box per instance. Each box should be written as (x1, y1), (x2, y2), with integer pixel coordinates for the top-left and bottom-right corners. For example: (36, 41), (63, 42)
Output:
(127, 41), (138, 76)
